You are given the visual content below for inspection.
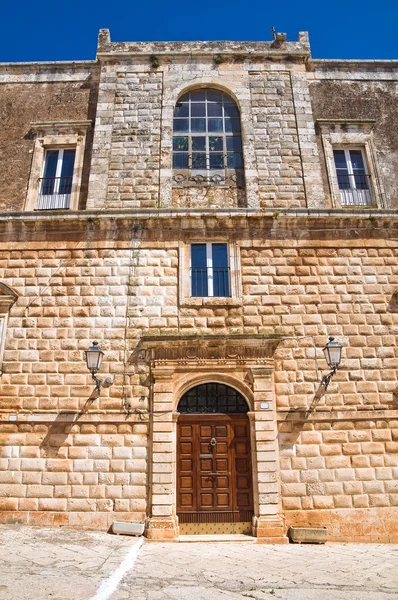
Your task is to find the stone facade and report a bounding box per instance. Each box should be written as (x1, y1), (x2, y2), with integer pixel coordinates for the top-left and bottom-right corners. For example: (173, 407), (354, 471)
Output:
(0, 30), (398, 542)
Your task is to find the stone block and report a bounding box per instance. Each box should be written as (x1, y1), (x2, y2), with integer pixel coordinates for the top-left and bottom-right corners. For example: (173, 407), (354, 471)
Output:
(289, 527), (327, 544)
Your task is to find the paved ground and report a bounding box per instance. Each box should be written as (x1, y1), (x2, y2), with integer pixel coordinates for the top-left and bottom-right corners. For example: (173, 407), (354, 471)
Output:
(1, 526), (398, 600)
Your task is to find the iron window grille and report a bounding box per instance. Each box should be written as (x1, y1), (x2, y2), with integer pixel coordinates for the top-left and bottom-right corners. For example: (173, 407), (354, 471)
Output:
(177, 383), (248, 414)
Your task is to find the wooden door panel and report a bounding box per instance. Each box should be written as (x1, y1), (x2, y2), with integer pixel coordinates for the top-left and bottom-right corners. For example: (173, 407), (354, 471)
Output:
(177, 415), (253, 517)
(216, 476), (229, 487)
(180, 476), (193, 488)
(180, 493), (194, 507)
(215, 425), (228, 437)
(216, 493), (230, 507)
(200, 425), (212, 437)
(180, 442), (193, 454)
(215, 458), (228, 471)
(200, 493), (213, 506)
(180, 458), (193, 471)
(200, 458), (212, 471)
(200, 476), (212, 489)
(180, 425), (193, 437)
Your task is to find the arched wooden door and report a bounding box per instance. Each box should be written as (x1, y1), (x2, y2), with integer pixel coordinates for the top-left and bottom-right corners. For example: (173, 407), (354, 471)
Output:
(177, 383), (253, 532)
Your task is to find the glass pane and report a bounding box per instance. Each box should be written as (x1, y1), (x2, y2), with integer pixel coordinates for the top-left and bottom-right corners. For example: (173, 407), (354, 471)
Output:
(354, 173), (369, 190)
(191, 244), (208, 297)
(209, 153), (224, 169)
(179, 92), (190, 102)
(173, 118), (189, 132)
(192, 137), (206, 151)
(174, 103), (189, 118)
(191, 118), (206, 132)
(191, 244), (207, 267)
(207, 90), (223, 102)
(191, 103), (206, 117)
(212, 243), (228, 267)
(333, 150), (348, 171)
(212, 242), (230, 297)
(173, 153), (189, 169)
(43, 150), (59, 179)
(350, 150), (365, 172)
(225, 118), (240, 133)
(173, 137), (188, 151)
(190, 90), (206, 101)
(208, 118), (223, 132)
(192, 153), (206, 169)
(227, 153), (243, 168)
(226, 136), (242, 151)
(207, 102), (223, 117)
(223, 103), (239, 118)
(61, 150), (75, 178)
(209, 137), (223, 151)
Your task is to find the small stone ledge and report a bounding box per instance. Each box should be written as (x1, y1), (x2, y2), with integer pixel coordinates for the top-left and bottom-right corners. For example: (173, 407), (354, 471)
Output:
(289, 527), (327, 544)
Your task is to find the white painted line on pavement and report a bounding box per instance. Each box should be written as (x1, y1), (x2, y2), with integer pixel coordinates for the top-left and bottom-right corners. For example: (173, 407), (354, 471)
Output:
(90, 537), (144, 600)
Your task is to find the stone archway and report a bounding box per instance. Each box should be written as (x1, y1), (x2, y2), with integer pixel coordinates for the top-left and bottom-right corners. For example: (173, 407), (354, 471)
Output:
(143, 336), (287, 543)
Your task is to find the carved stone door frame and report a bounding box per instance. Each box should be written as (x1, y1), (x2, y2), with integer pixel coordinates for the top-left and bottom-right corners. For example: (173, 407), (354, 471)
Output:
(143, 337), (287, 543)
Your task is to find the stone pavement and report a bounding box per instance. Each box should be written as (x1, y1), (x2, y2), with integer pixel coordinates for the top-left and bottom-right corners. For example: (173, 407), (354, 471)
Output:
(1, 526), (398, 600)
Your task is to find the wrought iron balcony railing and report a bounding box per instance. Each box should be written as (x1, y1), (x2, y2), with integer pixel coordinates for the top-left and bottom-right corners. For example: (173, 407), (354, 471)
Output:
(191, 267), (231, 297)
(336, 173), (374, 206)
(37, 176), (73, 210)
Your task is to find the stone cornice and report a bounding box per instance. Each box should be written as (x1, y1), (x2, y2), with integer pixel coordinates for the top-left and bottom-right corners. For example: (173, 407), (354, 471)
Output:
(0, 209), (397, 246)
(141, 334), (281, 363)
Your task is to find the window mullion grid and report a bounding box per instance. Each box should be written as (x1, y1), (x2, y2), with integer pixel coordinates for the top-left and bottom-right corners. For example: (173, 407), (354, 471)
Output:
(205, 96), (210, 173)
(206, 242), (214, 297)
(344, 149), (355, 190)
(222, 97), (227, 170)
(54, 149), (64, 194)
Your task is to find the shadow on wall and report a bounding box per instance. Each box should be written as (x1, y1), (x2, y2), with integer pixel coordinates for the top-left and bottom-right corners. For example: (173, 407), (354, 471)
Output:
(39, 392), (98, 457)
(388, 291), (398, 313)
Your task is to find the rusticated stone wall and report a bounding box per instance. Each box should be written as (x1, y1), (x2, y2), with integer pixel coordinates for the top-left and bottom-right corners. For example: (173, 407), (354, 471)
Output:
(0, 213), (397, 539)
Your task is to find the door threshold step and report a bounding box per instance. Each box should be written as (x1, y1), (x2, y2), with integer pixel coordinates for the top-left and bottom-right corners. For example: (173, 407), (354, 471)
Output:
(179, 534), (256, 542)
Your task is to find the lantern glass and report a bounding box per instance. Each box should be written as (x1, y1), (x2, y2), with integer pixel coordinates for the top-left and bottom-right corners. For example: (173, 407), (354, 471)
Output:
(85, 341), (104, 374)
(323, 337), (342, 370)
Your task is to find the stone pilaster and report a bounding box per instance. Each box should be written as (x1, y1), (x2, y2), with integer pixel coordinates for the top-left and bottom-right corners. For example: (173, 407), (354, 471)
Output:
(146, 367), (179, 540)
(290, 71), (326, 208)
(250, 367), (287, 543)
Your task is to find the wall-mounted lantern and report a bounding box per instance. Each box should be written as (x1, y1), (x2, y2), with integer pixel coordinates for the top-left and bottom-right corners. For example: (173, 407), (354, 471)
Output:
(320, 336), (343, 391)
(84, 341), (105, 392)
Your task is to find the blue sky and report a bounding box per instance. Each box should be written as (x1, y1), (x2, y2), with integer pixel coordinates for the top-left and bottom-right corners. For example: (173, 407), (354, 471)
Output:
(2, 0), (397, 62)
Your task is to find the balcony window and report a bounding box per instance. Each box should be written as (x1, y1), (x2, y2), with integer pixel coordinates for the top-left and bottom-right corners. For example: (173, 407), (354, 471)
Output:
(37, 149), (76, 210)
(191, 243), (230, 297)
(333, 149), (373, 206)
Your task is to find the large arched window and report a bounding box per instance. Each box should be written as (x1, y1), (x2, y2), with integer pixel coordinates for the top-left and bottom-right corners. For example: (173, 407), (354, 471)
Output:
(173, 89), (243, 174)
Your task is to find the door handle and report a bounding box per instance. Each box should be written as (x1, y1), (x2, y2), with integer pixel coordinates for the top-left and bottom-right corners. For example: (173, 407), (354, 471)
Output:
(210, 438), (217, 446)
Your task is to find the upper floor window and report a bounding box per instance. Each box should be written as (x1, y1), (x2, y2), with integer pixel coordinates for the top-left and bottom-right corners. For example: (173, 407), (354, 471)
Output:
(25, 120), (91, 212)
(191, 243), (230, 297)
(333, 149), (373, 206)
(173, 89), (243, 175)
(38, 148), (76, 210)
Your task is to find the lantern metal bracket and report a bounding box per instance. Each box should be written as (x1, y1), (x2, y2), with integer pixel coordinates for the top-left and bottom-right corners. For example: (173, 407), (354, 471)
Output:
(91, 372), (103, 393)
(320, 366), (337, 392)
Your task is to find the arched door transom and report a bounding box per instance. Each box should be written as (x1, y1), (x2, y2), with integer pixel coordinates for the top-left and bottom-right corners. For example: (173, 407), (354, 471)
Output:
(177, 382), (248, 414)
